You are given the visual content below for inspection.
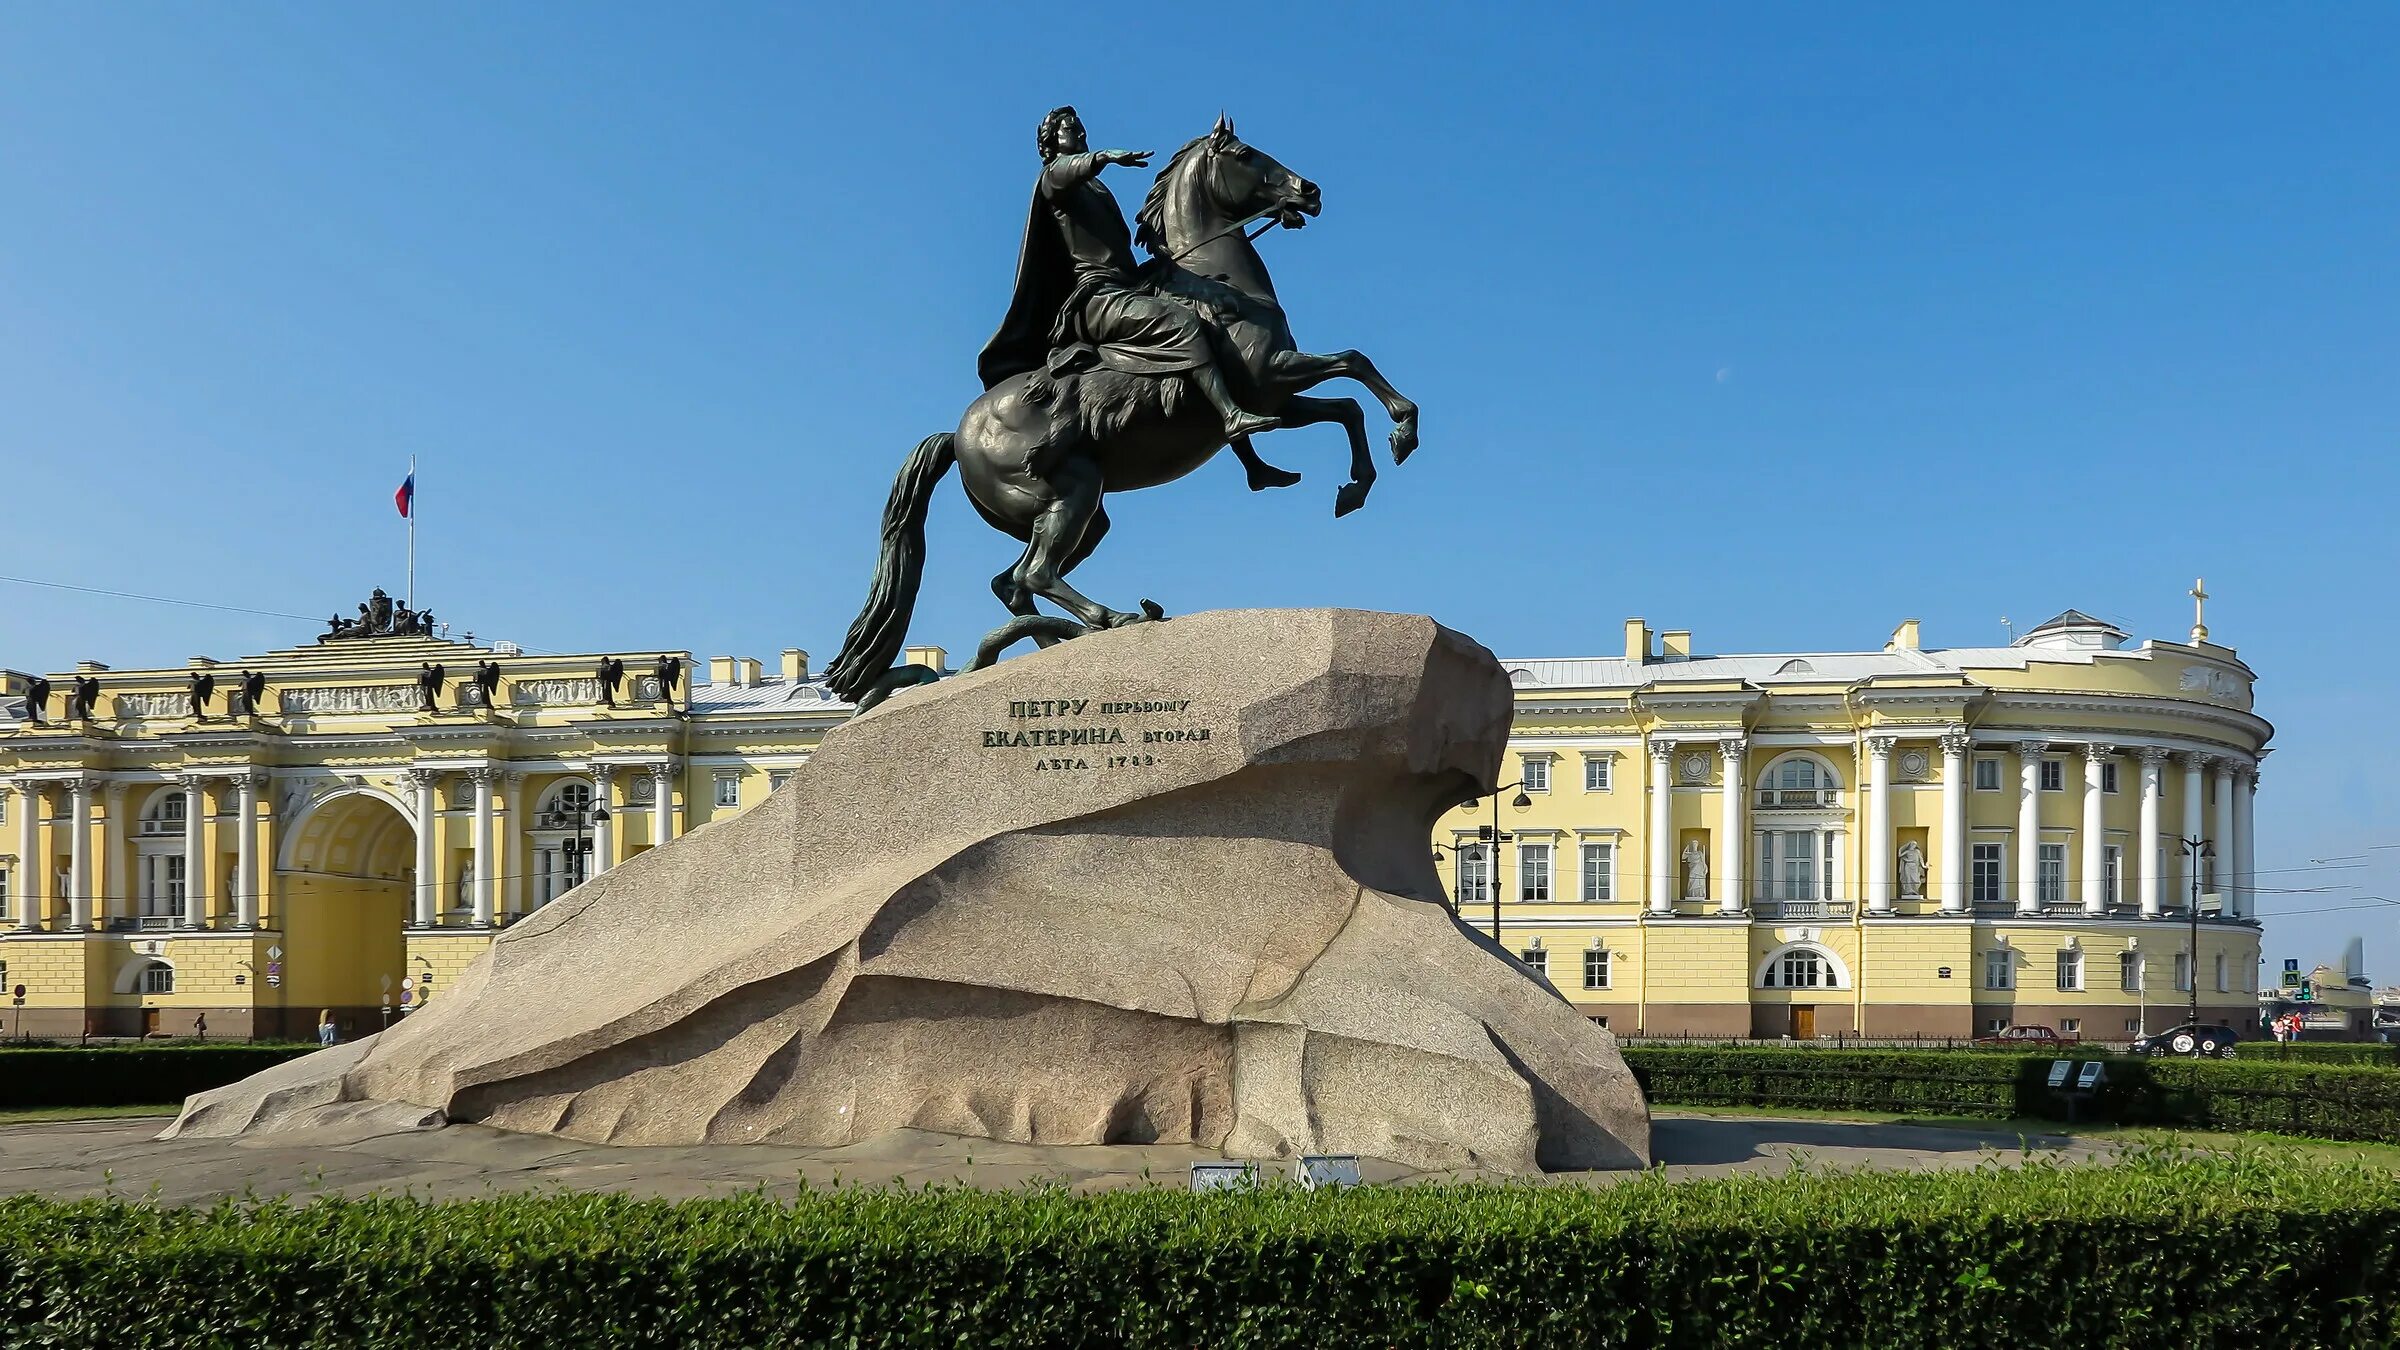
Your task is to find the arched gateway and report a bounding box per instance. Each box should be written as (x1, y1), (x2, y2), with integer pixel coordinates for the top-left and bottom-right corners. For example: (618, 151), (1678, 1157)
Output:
(272, 787), (412, 1039)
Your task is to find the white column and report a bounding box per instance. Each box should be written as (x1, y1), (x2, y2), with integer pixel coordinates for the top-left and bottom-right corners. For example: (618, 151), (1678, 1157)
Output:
(471, 767), (496, 925)
(1716, 739), (1746, 914)
(1865, 735), (1895, 915)
(68, 777), (93, 931)
(2016, 741), (2046, 915)
(2137, 748), (2167, 918)
(179, 775), (206, 928)
(1646, 741), (1674, 916)
(652, 762), (677, 848)
(2177, 752), (2207, 910)
(409, 770), (438, 928)
(592, 766), (616, 875)
(235, 772), (261, 929)
(2211, 761), (2236, 912)
(14, 783), (39, 930)
(1938, 732), (1970, 914)
(102, 783), (129, 928)
(503, 771), (527, 921)
(2233, 766), (2258, 919)
(2080, 745), (2112, 916)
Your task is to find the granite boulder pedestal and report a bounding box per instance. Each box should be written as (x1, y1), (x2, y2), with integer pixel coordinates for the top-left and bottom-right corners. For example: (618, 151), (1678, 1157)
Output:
(169, 610), (1650, 1173)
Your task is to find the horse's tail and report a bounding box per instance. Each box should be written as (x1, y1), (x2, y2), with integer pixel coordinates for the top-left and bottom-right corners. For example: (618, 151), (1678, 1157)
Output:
(823, 432), (956, 704)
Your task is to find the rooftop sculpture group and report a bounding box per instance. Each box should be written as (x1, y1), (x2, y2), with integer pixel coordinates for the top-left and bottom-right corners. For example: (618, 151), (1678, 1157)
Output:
(824, 109), (1419, 707)
(322, 588), (438, 641)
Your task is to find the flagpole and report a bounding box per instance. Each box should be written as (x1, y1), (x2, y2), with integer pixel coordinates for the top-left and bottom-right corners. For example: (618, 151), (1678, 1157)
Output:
(406, 455), (417, 611)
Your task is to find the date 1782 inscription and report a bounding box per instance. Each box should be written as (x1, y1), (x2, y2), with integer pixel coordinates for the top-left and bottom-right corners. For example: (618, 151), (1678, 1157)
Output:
(981, 698), (1215, 772)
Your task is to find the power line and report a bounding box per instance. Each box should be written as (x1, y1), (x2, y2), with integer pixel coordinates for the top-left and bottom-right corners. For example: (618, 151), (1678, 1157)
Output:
(0, 572), (565, 656)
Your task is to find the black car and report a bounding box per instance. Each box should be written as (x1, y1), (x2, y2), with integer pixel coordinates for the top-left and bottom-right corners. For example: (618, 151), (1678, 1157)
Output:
(2133, 1023), (2240, 1058)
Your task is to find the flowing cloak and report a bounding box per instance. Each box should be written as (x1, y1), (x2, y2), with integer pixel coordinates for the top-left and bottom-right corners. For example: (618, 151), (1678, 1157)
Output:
(976, 156), (1213, 391)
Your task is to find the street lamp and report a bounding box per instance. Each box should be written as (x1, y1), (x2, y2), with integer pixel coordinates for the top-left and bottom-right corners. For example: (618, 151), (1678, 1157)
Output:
(570, 789), (611, 896)
(2178, 834), (2216, 1031)
(1449, 781), (1535, 945)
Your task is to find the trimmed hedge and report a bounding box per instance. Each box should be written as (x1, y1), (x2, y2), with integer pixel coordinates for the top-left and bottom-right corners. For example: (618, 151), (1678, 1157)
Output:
(2, 1151), (2396, 1347)
(1625, 1046), (2400, 1143)
(2236, 1041), (2398, 1067)
(0, 1045), (316, 1109)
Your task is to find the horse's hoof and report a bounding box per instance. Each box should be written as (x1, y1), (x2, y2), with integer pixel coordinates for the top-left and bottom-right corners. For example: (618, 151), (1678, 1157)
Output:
(1334, 481), (1371, 517)
(1247, 466), (1303, 491)
(1138, 599), (1167, 622)
(1390, 422), (1419, 465)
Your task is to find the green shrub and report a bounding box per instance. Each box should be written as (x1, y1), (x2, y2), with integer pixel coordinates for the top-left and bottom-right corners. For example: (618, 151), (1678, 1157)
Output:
(1624, 1047), (2030, 1118)
(0, 1151), (2391, 1348)
(2235, 1041), (2398, 1067)
(0, 1045), (316, 1109)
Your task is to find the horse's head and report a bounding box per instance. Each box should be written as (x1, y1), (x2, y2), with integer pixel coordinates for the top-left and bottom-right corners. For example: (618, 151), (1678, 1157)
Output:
(1136, 113), (1319, 260)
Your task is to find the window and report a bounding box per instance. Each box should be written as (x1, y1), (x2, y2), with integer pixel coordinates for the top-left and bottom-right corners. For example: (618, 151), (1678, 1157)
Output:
(1974, 758), (2002, 791)
(1583, 948), (1611, 990)
(2060, 1018), (2081, 1035)
(2101, 762), (2120, 794)
(1583, 755), (1612, 792)
(2039, 760), (2064, 792)
(2120, 950), (2143, 993)
(2037, 844), (2066, 906)
(2174, 952), (2193, 992)
(141, 792), (187, 837)
(1579, 841), (1614, 903)
(1455, 847), (1488, 907)
(714, 775), (740, 808)
(768, 770), (793, 790)
(1762, 945), (1837, 989)
(2125, 1018), (2142, 1035)
(139, 961), (174, 995)
(545, 781), (592, 821)
(1987, 1018), (2011, 1035)
(141, 855), (185, 922)
(1984, 949), (2013, 990)
(1757, 830), (1831, 904)
(1519, 946), (1548, 978)
(1971, 844), (2003, 907)
(2215, 953), (2228, 993)
(2103, 846), (2123, 909)
(1518, 843), (1552, 902)
(1520, 756), (1550, 793)
(2055, 948), (2083, 991)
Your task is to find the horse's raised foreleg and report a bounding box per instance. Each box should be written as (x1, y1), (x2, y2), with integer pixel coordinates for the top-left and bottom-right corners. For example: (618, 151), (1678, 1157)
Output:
(1229, 435), (1302, 491)
(1274, 394), (1376, 517)
(1014, 457), (1145, 630)
(1267, 349), (1421, 464)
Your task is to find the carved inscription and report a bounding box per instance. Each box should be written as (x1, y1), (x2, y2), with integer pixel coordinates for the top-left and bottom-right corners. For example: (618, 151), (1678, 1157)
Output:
(511, 677), (604, 707)
(111, 693), (186, 719)
(981, 697), (1215, 772)
(278, 684), (420, 715)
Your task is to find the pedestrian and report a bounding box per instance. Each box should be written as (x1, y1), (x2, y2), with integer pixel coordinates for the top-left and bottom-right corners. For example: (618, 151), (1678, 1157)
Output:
(194, 1013), (207, 1042)
(317, 1009), (336, 1048)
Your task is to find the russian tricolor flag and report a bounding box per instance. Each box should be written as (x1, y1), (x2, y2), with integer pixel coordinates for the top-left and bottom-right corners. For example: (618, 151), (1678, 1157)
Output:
(394, 472), (415, 519)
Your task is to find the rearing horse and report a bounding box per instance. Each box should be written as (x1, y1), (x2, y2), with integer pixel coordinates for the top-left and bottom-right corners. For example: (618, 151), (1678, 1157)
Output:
(824, 116), (1419, 706)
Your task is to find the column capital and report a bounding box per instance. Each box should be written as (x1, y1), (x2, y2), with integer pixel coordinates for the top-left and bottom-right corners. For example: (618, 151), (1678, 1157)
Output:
(2082, 743), (2117, 764)
(1865, 734), (1898, 758)
(2136, 746), (2173, 766)
(2244, 767), (2261, 790)
(406, 767), (441, 789)
(1647, 739), (1676, 764)
(503, 769), (529, 788)
(2015, 739), (2051, 759)
(235, 770), (269, 791)
(465, 766), (500, 786)
(175, 773), (207, 791)
(102, 780), (130, 805)
(2174, 750), (2212, 771)
(1715, 737), (1746, 763)
(591, 763), (619, 786)
(1937, 730), (1973, 757)
(66, 773), (99, 796)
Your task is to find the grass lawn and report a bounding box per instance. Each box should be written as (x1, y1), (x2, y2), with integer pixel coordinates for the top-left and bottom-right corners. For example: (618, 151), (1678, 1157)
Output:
(1659, 1103), (2400, 1168)
(0, 1104), (179, 1125)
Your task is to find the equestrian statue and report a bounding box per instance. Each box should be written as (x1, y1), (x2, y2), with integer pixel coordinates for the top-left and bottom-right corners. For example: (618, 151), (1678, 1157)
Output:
(824, 108), (1418, 709)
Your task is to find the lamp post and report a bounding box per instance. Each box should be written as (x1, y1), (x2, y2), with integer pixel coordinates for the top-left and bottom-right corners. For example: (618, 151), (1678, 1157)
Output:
(570, 794), (611, 897)
(2178, 834), (2215, 1031)
(1450, 781), (1534, 946)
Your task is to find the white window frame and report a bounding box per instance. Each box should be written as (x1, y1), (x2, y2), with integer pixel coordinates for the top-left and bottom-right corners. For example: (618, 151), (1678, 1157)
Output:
(2037, 844), (2067, 906)
(2174, 951), (2194, 992)
(2103, 845), (2123, 908)
(713, 774), (740, 808)
(2060, 1017), (2081, 1035)
(1970, 843), (2005, 908)
(2125, 1017), (2142, 1035)
(2120, 950), (2143, 993)
(768, 770), (793, 790)
(1756, 942), (1847, 990)
(2055, 948), (2083, 991)
(139, 961), (175, 995)
(1984, 949), (2014, 990)
(2101, 762), (2120, 794)
(1519, 945), (1548, 978)
(1520, 756), (1551, 793)
(1582, 755), (1612, 793)
(1518, 842), (1552, 902)
(1986, 1017), (2011, 1034)
(1974, 757), (2002, 791)
(2040, 760), (2064, 792)
(1583, 947), (1610, 990)
(1455, 846), (1489, 907)
(2215, 953), (2229, 993)
(1579, 840), (1614, 903)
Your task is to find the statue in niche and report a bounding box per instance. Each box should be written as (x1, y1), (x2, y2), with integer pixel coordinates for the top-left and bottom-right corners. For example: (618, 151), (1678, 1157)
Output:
(1682, 839), (1708, 901)
(186, 671), (216, 721)
(596, 657), (625, 707)
(1897, 840), (1927, 899)
(22, 675), (51, 725)
(417, 662), (446, 713)
(69, 676), (102, 721)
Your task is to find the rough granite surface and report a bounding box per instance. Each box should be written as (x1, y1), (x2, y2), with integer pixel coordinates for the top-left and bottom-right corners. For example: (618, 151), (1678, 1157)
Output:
(167, 609), (1650, 1172)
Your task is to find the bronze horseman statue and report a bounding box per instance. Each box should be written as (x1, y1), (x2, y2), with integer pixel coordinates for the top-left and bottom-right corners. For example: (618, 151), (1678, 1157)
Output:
(824, 109), (1418, 708)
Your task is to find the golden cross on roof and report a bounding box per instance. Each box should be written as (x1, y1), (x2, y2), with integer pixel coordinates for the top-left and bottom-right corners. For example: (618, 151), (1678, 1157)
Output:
(2189, 577), (2209, 644)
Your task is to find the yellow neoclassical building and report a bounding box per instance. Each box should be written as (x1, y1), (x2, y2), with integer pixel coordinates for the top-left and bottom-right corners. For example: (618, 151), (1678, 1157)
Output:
(1, 596), (2266, 1043)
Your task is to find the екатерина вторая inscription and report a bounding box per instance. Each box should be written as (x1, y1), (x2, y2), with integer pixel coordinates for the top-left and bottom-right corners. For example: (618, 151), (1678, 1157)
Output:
(982, 697), (1212, 770)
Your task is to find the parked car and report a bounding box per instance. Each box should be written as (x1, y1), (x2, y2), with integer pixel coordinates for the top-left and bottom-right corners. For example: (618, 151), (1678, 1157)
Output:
(2133, 1023), (2241, 1058)
(1973, 1024), (2079, 1048)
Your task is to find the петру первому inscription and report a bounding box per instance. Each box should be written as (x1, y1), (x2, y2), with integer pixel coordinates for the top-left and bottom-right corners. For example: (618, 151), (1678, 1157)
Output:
(981, 696), (1214, 771)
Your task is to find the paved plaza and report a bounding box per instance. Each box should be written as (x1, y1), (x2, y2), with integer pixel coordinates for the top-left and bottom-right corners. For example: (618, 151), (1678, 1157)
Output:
(0, 1113), (2111, 1205)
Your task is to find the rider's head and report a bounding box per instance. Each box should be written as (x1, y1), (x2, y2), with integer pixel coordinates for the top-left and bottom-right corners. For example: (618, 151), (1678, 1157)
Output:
(1038, 106), (1086, 162)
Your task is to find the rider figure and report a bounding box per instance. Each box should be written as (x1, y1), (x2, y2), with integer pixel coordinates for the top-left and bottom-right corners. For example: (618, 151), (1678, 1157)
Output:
(980, 106), (1279, 441)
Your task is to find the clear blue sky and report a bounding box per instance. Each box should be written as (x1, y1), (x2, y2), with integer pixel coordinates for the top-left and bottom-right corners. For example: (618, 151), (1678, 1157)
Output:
(4, 5), (2395, 977)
